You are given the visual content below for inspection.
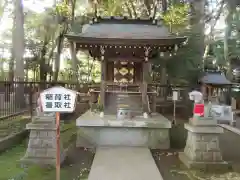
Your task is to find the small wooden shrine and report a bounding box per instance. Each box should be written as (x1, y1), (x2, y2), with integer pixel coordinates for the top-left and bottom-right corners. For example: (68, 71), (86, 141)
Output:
(65, 16), (187, 149)
(65, 16), (187, 116)
(199, 71), (232, 103)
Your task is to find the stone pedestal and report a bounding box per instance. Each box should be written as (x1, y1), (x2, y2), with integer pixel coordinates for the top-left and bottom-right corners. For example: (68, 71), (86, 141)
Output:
(76, 111), (171, 149)
(21, 114), (65, 165)
(179, 117), (229, 170)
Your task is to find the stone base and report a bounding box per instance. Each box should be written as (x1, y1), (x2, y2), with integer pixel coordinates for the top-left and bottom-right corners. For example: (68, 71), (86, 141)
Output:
(76, 111), (171, 149)
(189, 117), (217, 126)
(179, 122), (230, 170)
(179, 152), (230, 171)
(77, 127), (170, 149)
(21, 115), (66, 166)
(21, 152), (66, 165)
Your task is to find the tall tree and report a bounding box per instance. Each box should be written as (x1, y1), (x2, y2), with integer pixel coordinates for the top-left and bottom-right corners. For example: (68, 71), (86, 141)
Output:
(224, 0), (237, 79)
(13, 0), (25, 107)
(13, 0), (25, 80)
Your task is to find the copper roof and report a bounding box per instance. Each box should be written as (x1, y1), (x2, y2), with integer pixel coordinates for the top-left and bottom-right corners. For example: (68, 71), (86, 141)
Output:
(65, 16), (187, 44)
(200, 72), (232, 85)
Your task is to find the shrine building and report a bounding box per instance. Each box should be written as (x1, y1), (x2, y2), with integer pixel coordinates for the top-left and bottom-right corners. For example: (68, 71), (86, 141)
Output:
(65, 16), (187, 149)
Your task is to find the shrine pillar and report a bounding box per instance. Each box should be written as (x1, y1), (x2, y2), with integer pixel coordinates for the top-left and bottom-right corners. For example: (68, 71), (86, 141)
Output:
(100, 46), (106, 109)
(142, 47), (151, 113)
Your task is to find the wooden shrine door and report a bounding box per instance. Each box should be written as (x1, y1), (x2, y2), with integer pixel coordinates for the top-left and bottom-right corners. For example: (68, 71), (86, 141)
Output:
(114, 61), (134, 83)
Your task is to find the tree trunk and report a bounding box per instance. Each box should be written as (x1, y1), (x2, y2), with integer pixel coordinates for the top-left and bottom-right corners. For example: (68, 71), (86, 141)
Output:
(162, 0), (167, 12)
(189, 0), (205, 70)
(224, 1), (236, 80)
(13, 0), (25, 108)
(39, 39), (48, 86)
(53, 35), (63, 81)
(69, 0), (78, 83)
(0, 48), (4, 79)
(70, 42), (78, 82)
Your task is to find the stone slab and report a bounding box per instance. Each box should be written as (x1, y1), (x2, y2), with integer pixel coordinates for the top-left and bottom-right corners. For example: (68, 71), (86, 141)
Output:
(76, 111), (171, 149)
(189, 117), (217, 126)
(88, 147), (163, 180)
(76, 110), (171, 128)
(218, 124), (240, 136)
(26, 123), (56, 130)
(179, 152), (230, 171)
(184, 123), (224, 134)
(77, 127), (170, 149)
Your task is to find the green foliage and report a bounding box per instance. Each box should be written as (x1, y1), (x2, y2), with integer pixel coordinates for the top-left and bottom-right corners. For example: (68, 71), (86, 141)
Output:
(55, 1), (70, 18)
(97, 104), (104, 112)
(152, 3), (202, 85)
(90, 103), (104, 112)
(211, 39), (240, 68)
(161, 4), (189, 33)
(152, 2), (206, 85)
(101, 0), (124, 16)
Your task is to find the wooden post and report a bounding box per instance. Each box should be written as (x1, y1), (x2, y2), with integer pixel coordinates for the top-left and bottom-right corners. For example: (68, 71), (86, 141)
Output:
(142, 47), (151, 114)
(142, 62), (149, 113)
(201, 84), (206, 101)
(55, 112), (60, 180)
(152, 93), (157, 113)
(100, 46), (106, 109)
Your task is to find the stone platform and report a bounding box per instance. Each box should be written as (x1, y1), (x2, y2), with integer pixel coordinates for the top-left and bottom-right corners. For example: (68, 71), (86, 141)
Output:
(88, 147), (163, 180)
(179, 121), (229, 170)
(21, 114), (65, 165)
(76, 111), (171, 149)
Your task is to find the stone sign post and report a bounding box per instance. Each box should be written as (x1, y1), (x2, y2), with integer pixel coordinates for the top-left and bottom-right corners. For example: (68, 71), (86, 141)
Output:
(179, 91), (229, 170)
(22, 86), (77, 180)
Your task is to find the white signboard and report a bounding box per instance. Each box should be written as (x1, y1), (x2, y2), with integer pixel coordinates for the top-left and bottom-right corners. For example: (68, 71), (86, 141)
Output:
(172, 91), (178, 101)
(40, 86), (77, 112)
(207, 105), (233, 122)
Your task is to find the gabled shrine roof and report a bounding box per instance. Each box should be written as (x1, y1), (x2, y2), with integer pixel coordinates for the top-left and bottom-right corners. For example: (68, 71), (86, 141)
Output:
(65, 16), (187, 45)
(200, 71), (232, 85)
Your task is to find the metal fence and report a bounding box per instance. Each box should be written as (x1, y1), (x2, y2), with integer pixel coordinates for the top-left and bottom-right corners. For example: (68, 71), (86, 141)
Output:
(0, 80), (91, 139)
(151, 84), (192, 118)
(0, 80), (193, 122)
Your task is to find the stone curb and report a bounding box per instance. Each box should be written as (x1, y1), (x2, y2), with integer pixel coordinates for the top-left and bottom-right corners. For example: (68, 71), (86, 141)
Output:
(0, 129), (28, 153)
(218, 124), (240, 136)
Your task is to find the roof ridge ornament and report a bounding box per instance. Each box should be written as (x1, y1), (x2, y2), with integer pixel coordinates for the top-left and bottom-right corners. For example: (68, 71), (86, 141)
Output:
(100, 45), (105, 61)
(144, 47), (151, 61)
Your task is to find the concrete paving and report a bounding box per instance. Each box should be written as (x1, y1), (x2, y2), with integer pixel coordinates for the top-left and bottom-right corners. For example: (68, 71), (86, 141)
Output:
(235, 116), (240, 129)
(88, 147), (164, 180)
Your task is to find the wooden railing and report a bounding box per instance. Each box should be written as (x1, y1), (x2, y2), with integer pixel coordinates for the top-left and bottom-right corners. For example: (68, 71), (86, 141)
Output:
(89, 82), (158, 93)
(88, 83), (191, 115)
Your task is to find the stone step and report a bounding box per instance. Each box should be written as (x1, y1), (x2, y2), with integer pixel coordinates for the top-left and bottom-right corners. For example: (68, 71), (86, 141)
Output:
(116, 105), (142, 109)
(106, 107), (142, 113)
(116, 103), (141, 106)
(106, 94), (143, 115)
(116, 100), (142, 104)
(116, 99), (142, 103)
(88, 147), (164, 180)
(116, 104), (142, 108)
